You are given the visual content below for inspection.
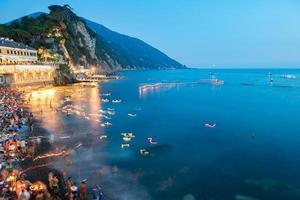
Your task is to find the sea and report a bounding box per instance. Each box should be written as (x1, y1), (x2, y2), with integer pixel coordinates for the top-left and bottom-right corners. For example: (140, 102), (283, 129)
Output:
(28, 69), (300, 200)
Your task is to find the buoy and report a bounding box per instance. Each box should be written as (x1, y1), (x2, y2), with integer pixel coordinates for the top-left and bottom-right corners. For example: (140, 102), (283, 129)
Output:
(147, 137), (157, 145)
(204, 123), (216, 128)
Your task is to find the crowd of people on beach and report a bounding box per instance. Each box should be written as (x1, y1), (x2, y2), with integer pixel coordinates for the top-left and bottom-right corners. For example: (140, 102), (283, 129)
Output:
(0, 87), (104, 200)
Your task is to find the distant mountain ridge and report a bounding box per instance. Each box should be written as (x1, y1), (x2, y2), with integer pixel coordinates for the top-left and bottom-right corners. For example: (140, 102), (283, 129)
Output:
(1, 5), (185, 72)
(84, 18), (184, 70)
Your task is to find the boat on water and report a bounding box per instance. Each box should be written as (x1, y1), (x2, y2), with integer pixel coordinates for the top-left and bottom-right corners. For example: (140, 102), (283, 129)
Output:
(107, 110), (115, 115)
(211, 79), (224, 85)
(101, 99), (109, 103)
(121, 144), (130, 149)
(121, 132), (135, 141)
(128, 113), (137, 117)
(104, 122), (112, 126)
(207, 71), (224, 85)
(103, 115), (111, 119)
(123, 136), (132, 142)
(112, 99), (122, 103)
(99, 109), (107, 114)
(140, 149), (149, 155)
(205, 123), (216, 128)
(282, 74), (296, 79)
(147, 137), (157, 145)
(99, 135), (107, 140)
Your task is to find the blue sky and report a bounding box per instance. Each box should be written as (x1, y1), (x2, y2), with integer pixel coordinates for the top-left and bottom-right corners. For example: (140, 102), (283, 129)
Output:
(0, 0), (300, 68)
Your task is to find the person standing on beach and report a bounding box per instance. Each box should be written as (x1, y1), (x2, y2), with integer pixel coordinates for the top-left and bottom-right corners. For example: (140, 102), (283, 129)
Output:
(79, 180), (87, 200)
(65, 177), (73, 198)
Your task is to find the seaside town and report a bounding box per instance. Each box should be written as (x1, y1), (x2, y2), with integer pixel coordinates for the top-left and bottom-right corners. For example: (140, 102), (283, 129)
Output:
(2, 2), (300, 200)
(0, 36), (106, 199)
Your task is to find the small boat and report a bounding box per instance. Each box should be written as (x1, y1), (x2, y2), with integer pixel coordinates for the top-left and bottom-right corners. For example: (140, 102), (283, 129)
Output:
(121, 144), (130, 149)
(205, 123), (216, 128)
(112, 100), (122, 103)
(282, 74), (296, 79)
(140, 149), (149, 156)
(211, 79), (224, 85)
(128, 113), (137, 117)
(121, 132), (135, 141)
(101, 99), (109, 103)
(103, 115), (111, 119)
(147, 137), (157, 145)
(123, 136), (132, 142)
(121, 132), (135, 137)
(107, 111), (115, 115)
(104, 122), (112, 126)
(99, 109), (107, 114)
(99, 135), (107, 140)
(101, 93), (111, 96)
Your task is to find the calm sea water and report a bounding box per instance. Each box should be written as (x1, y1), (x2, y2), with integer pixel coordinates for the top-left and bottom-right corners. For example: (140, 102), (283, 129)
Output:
(30, 69), (300, 200)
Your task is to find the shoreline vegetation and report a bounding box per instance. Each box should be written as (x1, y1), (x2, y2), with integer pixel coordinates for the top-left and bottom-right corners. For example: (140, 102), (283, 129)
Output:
(0, 85), (101, 200)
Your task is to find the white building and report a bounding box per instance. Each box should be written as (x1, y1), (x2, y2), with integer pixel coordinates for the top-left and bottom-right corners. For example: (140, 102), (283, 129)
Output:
(0, 38), (38, 64)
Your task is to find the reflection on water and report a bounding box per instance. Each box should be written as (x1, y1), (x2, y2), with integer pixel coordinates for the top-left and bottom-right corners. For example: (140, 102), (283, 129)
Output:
(23, 69), (300, 200)
(139, 79), (224, 98)
(27, 83), (102, 138)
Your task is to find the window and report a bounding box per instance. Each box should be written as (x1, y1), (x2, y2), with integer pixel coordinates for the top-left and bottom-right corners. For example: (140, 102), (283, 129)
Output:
(7, 50), (9, 54)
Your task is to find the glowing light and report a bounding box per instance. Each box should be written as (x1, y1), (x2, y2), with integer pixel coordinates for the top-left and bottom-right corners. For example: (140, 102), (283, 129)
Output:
(29, 181), (47, 192)
(15, 180), (27, 197)
(33, 152), (65, 161)
(91, 66), (96, 72)
(21, 162), (53, 174)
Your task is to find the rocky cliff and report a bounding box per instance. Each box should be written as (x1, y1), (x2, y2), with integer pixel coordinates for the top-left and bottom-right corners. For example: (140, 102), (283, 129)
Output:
(0, 4), (185, 74)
